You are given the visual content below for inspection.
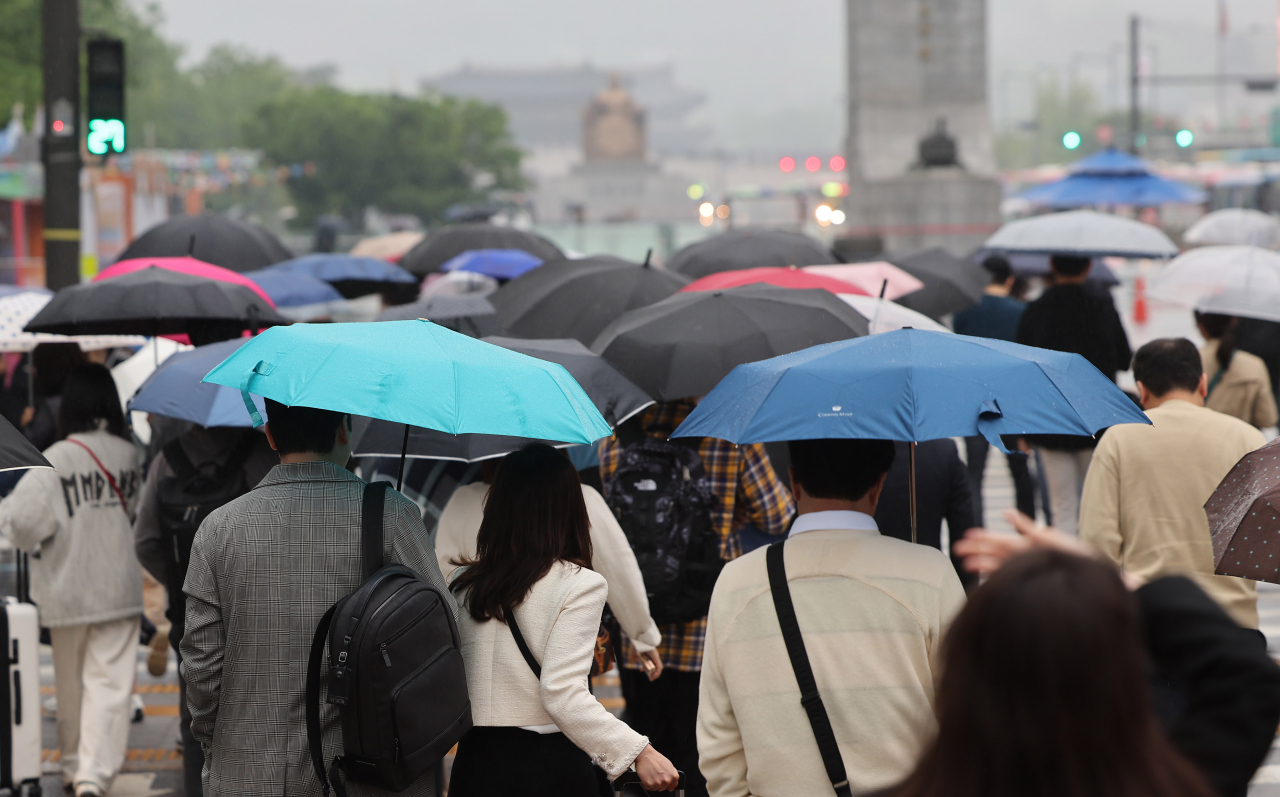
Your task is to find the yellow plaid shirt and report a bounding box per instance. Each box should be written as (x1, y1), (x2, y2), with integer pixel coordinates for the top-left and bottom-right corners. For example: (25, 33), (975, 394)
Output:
(598, 400), (795, 672)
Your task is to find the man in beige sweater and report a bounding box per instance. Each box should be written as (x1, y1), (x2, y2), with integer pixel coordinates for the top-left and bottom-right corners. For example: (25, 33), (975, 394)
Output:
(697, 438), (966, 797)
(1080, 338), (1265, 628)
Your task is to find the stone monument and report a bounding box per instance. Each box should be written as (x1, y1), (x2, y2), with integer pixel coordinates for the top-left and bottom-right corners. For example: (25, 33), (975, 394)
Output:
(583, 73), (646, 162)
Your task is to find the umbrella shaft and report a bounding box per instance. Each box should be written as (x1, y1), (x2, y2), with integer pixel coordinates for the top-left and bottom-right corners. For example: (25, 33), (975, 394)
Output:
(909, 441), (917, 545)
(396, 423), (410, 492)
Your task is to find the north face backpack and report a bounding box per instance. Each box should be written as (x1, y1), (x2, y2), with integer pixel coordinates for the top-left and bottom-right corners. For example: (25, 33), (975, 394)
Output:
(306, 482), (472, 797)
(605, 436), (723, 625)
(157, 431), (259, 642)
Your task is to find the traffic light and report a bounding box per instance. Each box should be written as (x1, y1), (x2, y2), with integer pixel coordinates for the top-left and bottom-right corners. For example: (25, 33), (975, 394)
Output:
(86, 38), (125, 155)
(1062, 131), (1082, 150)
(1175, 129), (1194, 148)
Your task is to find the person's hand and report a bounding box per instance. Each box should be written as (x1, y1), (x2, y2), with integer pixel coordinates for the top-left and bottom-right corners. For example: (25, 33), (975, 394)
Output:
(952, 510), (1091, 576)
(639, 649), (664, 681)
(633, 745), (679, 791)
(19, 406), (33, 428)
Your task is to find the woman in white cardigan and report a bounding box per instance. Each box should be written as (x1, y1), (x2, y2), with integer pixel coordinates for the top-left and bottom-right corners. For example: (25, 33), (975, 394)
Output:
(448, 444), (679, 796)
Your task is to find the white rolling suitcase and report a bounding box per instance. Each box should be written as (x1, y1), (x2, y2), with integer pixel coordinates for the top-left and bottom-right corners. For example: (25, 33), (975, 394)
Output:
(0, 586), (43, 795)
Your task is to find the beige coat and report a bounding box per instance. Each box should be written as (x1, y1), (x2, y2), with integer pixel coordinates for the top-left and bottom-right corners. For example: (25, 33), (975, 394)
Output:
(1201, 340), (1278, 429)
(697, 527), (966, 797)
(435, 482), (662, 652)
(1080, 400), (1265, 627)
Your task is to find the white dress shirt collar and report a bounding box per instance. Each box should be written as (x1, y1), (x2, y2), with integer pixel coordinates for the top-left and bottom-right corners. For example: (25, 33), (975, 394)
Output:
(788, 510), (880, 538)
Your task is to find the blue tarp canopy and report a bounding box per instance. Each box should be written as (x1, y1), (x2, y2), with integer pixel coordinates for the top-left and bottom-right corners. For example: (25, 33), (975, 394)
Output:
(1020, 149), (1206, 208)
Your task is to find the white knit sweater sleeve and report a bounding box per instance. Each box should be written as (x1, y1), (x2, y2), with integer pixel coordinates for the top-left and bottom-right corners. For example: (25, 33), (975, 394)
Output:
(538, 570), (650, 779)
(583, 486), (662, 652)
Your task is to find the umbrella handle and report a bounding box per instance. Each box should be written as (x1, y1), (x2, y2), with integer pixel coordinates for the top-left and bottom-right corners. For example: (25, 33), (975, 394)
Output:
(909, 441), (917, 545)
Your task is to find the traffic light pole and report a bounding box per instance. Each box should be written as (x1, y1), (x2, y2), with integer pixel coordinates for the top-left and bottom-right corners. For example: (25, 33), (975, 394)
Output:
(41, 0), (81, 291)
(1129, 14), (1140, 155)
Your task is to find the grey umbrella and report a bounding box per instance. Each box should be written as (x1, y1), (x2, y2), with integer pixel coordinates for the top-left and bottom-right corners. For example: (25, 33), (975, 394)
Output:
(375, 295), (504, 337)
(891, 247), (987, 320)
(667, 229), (836, 279)
(398, 223), (564, 277)
(115, 214), (293, 272)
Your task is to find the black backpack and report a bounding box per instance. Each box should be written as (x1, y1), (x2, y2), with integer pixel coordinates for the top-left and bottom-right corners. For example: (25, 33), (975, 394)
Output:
(157, 431), (259, 641)
(306, 482), (472, 797)
(605, 436), (723, 625)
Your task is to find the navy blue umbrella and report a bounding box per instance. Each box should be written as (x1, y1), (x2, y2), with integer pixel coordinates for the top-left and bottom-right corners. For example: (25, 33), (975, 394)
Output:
(1020, 149), (1205, 208)
(244, 269), (344, 308)
(267, 254), (417, 299)
(128, 338), (266, 427)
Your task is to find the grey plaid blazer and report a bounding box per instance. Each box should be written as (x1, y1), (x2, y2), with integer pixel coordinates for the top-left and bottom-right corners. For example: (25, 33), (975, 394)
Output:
(181, 462), (457, 797)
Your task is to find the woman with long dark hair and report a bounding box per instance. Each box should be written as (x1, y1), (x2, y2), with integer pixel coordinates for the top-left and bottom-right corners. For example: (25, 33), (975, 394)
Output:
(0, 363), (142, 797)
(449, 444), (678, 796)
(1195, 311), (1278, 428)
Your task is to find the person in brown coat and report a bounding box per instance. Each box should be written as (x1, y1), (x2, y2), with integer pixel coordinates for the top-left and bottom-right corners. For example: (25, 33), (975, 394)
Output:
(1195, 312), (1278, 429)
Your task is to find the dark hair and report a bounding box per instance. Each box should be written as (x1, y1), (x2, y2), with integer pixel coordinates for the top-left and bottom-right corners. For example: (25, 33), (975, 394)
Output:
(1008, 276), (1030, 301)
(450, 444), (592, 623)
(886, 550), (1216, 797)
(262, 398), (349, 456)
(32, 342), (86, 397)
(1133, 338), (1203, 398)
(1194, 312), (1237, 373)
(788, 438), (896, 502)
(1049, 254), (1091, 278)
(981, 255), (1012, 285)
(57, 363), (128, 441)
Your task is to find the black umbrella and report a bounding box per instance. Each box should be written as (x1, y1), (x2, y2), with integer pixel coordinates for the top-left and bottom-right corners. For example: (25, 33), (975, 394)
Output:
(667, 229), (837, 279)
(0, 415), (52, 472)
(890, 247), (986, 320)
(399, 223), (564, 277)
(116, 214), (293, 272)
(490, 254), (690, 345)
(591, 285), (868, 401)
(375, 295), (505, 338)
(350, 336), (652, 463)
(24, 267), (288, 336)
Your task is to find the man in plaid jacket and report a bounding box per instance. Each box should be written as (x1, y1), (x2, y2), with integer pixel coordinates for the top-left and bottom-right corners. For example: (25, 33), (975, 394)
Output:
(180, 401), (455, 796)
(599, 399), (795, 797)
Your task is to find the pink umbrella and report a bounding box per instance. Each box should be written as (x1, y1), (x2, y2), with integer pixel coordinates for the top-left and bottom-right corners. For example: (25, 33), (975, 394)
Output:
(804, 262), (924, 301)
(97, 257), (277, 308)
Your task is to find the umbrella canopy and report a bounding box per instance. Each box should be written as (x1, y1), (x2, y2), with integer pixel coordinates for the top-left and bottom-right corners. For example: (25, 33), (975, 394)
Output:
(117, 214), (293, 272)
(399, 223), (564, 277)
(984, 210), (1179, 259)
(351, 336), (653, 463)
(1020, 150), (1205, 208)
(0, 292), (146, 352)
(0, 415), (51, 472)
(243, 268), (344, 308)
(804, 262), (924, 300)
(591, 285), (868, 401)
(265, 254), (417, 299)
(349, 231), (425, 261)
(129, 338), (266, 428)
(24, 266), (288, 336)
(0, 286), (50, 299)
(667, 229), (836, 279)
(994, 252), (1122, 287)
(98, 256), (276, 307)
(202, 320), (611, 445)
(375, 294), (504, 338)
(838, 294), (951, 334)
(671, 329), (1149, 449)
(490, 255), (689, 346)
(1184, 208), (1280, 249)
(1205, 436), (1280, 584)
(889, 247), (986, 319)
(1149, 246), (1280, 315)
(440, 249), (545, 281)
(680, 266), (869, 296)
(112, 337), (193, 444)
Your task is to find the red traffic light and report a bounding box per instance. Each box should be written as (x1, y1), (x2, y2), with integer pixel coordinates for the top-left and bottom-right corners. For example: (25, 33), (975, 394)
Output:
(805, 156), (821, 172)
(779, 156), (796, 173)
(829, 155), (845, 172)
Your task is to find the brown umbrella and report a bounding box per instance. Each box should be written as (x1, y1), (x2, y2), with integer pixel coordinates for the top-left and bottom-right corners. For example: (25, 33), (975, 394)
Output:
(1205, 437), (1280, 584)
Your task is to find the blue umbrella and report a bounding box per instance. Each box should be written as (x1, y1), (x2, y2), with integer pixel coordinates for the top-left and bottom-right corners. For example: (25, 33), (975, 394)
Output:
(202, 320), (611, 488)
(440, 248), (545, 280)
(243, 269), (344, 308)
(267, 253), (417, 300)
(1019, 148), (1205, 207)
(129, 338), (266, 427)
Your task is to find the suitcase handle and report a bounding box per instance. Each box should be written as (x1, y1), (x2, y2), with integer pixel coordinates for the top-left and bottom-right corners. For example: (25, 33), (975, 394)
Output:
(613, 769), (685, 796)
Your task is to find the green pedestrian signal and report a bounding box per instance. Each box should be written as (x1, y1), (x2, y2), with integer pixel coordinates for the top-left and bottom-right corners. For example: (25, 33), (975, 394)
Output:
(1062, 131), (1082, 150)
(1175, 129), (1194, 148)
(86, 38), (126, 155)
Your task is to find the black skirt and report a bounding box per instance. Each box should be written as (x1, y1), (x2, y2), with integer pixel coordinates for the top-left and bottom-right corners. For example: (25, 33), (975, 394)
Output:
(448, 725), (602, 797)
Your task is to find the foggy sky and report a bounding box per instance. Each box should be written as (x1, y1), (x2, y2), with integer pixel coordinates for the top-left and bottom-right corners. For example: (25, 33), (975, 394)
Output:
(152, 0), (1280, 152)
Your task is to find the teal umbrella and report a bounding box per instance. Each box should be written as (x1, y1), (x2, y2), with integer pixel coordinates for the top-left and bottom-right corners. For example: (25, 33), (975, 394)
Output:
(202, 320), (612, 486)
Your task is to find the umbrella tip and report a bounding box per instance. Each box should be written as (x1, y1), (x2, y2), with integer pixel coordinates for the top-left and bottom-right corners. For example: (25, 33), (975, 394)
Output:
(187, 234), (196, 256)
(643, 248), (652, 267)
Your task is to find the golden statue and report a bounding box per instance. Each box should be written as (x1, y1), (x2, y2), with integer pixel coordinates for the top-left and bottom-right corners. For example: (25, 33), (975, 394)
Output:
(583, 73), (645, 163)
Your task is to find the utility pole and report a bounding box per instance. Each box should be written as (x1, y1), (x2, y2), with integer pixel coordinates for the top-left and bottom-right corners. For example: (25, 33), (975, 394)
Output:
(41, 0), (81, 291)
(1129, 14), (1140, 154)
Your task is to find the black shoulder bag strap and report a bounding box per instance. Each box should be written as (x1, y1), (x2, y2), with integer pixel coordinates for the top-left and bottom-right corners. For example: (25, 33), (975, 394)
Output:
(162, 439), (199, 481)
(766, 540), (853, 797)
(507, 612), (542, 678)
(305, 481), (390, 797)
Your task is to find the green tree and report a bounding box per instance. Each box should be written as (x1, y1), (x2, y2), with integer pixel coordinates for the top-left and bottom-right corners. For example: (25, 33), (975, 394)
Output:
(245, 88), (524, 225)
(0, 0), (41, 126)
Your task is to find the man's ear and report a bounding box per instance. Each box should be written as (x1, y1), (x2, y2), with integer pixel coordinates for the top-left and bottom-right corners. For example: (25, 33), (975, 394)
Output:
(788, 466), (802, 500)
(263, 423), (279, 452)
(1197, 372), (1209, 398)
(335, 415), (351, 446)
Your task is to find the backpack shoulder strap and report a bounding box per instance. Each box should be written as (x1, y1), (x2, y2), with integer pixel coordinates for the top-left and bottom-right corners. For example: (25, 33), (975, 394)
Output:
(161, 438), (199, 482)
(507, 611), (542, 679)
(362, 482), (389, 580)
(766, 540), (853, 797)
(306, 602), (343, 797)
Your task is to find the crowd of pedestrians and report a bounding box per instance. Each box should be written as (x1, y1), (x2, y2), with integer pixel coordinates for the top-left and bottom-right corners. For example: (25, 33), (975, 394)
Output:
(0, 256), (1279, 797)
